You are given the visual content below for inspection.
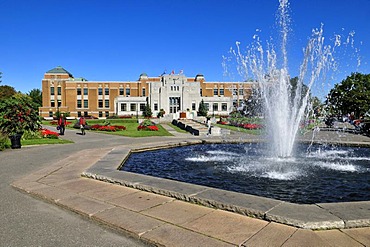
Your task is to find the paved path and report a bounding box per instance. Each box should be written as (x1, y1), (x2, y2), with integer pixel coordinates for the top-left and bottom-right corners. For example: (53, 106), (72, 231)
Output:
(5, 125), (370, 246)
(0, 127), (155, 246)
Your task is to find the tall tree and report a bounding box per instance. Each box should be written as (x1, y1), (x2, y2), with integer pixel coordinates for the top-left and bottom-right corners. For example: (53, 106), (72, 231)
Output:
(143, 102), (152, 118)
(198, 99), (208, 117)
(0, 85), (17, 100)
(27, 88), (42, 110)
(326, 73), (370, 118)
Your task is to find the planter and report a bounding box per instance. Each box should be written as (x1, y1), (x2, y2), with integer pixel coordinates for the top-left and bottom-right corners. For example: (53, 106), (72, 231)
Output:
(9, 133), (22, 149)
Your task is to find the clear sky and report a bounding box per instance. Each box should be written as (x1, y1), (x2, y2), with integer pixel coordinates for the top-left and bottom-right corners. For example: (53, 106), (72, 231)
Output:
(0, 0), (369, 99)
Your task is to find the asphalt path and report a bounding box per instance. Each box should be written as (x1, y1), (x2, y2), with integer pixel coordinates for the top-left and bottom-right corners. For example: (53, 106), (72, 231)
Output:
(0, 127), (154, 246)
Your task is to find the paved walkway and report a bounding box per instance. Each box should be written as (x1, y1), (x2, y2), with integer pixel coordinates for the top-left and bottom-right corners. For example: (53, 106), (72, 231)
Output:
(9, 124), (370, 246)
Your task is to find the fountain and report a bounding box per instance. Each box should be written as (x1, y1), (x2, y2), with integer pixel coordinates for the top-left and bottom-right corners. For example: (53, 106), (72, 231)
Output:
(227, 0), (339, 158)
(118, 0), (370, 205)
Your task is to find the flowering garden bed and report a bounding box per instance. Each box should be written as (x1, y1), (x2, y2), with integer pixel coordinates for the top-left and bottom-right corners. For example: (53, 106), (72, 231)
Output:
(40, 128), (59, 138)
(90, 124), (126, 132)
(137, 125), (159, 131)
(137, 119), (159, 131)
(217, 120), (263, 130)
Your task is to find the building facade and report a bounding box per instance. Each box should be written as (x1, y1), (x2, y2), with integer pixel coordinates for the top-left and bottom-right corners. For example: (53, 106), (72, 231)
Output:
(39, 66), (254, 119)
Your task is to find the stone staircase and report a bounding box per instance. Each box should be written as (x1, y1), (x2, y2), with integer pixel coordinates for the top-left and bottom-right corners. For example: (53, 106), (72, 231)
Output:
(172, 119), (228, 136)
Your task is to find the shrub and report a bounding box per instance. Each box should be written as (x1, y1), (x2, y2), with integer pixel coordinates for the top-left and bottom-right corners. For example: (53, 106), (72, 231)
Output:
(22, 130), (42, 140)
(0, 94), (41, 136)
(0, 133), (10, 151)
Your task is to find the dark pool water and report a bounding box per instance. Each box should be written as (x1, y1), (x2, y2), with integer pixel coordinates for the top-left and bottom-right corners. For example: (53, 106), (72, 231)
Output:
(121, 143), (370, 204)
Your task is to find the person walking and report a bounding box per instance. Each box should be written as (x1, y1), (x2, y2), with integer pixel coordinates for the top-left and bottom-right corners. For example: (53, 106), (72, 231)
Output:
(57, 113), (66, 135)
(79, 116), (86, 135)
(206, 117), (212, 136)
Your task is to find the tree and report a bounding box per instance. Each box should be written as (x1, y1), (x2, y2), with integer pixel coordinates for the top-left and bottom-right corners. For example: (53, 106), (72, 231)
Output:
(0, 85), (17, 99)
(197, 99), (208, 117)
(326, 73), (370, 118)
(244, 87), (264, 117)
(27, 88), (42, 110)
(143, 102), (152, 118)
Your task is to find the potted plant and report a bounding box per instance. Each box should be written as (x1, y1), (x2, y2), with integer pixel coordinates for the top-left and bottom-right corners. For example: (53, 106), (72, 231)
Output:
(0, 94), (41, 149)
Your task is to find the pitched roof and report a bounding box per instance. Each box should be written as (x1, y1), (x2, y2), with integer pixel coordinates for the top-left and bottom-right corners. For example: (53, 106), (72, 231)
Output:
(46, 66), (73, 77)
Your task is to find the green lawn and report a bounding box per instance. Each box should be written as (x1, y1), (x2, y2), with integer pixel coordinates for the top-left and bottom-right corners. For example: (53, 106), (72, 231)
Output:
(43, 119), (173, 137)
(22, 138), (73, 146)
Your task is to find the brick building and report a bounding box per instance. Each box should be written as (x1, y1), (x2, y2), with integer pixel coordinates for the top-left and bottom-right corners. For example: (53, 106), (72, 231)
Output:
(39, 66), (254, 119)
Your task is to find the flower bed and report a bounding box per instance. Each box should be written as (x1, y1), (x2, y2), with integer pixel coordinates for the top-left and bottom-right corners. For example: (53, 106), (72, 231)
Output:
(217, 120), (263, 130)
(137, 125), (159, 131)
(90, 124), (126, 132)
(239, 123), (263, 129)
(40, 128), (59, 138)
(137, 119), (159, 131)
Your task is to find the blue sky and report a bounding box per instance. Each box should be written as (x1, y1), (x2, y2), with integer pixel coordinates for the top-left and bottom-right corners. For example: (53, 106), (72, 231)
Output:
(0, 0), (369, 99)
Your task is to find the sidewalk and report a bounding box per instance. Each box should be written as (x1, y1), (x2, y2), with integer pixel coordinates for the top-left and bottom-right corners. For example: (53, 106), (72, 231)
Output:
(11, 127), (370, 246)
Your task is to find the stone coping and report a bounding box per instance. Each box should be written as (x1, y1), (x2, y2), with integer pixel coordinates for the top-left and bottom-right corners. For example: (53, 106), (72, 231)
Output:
(82, 139), (370, 230)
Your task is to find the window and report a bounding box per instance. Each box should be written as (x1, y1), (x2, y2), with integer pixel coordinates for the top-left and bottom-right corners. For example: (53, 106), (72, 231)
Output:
(105, 99), (109, 108)
(200, 88), (202, 96)
(126, 88), (130, 96)
(239, 88), (244, 95)
(77, 100), (82, 108)
(51, 100), (55, 107)
(77, 88), (81, 95)
(50, 87), (55, 95)
(222, 103), (227, 111)
(105, 88), (109, 95)
(142, 88), (146, 96)
(154, 103), (158, 111)
(83, 88), (88, 95)
(119, 88), (124, 96)
(57, 100), (61, 107)
(105, 111), (109, 117)
(98, 99), (103, 108)
(49, 111), (53, 117)
(169, 97), (180, 113)
(220, 88), (224, 95)
(205, 103), (209, 110)
(213, 103), (218, 112)
(84, 111), (88, 116)
(121, 103), (127, 111)
(130, 103), (136, 112)
(84, 99), (88, 108)
(213, 88), (218, 96)
(98, 88), (103, 95)
(77, 111), (81, 117)
(57, 87), (61, 95)
(192, 102), (196, 111)
(99, 111), (103, 117)
(140, 103), (145, 111)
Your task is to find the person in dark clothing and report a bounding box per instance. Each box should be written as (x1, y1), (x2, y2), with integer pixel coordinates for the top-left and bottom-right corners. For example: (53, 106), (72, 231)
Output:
(79, 116), (86, 135)
(57, 113), (66, 135)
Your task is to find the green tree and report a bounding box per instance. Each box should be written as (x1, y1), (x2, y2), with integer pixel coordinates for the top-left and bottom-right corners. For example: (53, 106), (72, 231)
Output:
(27, 88), (42, 110)
(0, 85), (17, 99)
(326, 73), (370, 118)
(244, 87), (263, 116)
(198, 99), (208, 117)
(143, 102), (152, 118)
